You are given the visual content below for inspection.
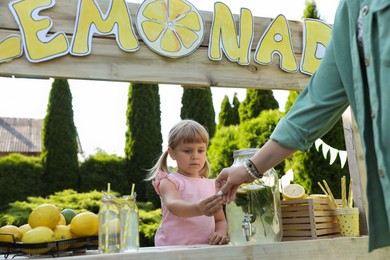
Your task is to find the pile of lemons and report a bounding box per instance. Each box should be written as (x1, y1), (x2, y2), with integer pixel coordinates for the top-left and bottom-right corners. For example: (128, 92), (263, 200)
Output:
(0, 204), (98, 254)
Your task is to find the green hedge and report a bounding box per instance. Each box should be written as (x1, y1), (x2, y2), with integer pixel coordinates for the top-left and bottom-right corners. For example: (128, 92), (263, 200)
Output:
(0, 154), (44, 211)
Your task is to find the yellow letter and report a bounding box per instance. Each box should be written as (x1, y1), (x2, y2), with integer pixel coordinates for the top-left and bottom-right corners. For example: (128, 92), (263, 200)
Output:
(9, 0), (69, 63)
(71, 0), (139, 55)
(208, 2), (253, 65)
(254, 14), (297, 72)
(300, 19), (332, 75)
(0, 35), (23, 63)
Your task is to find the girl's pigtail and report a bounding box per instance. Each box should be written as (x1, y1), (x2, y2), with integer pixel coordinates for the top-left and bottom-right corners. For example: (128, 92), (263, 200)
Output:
(145, 151), (170, 181)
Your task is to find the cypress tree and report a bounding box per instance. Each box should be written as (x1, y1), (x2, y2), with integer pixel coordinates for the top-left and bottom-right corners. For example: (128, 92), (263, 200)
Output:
(218, 95), (233, 127)
(303, 0), (320, 19)
(41, 79), (79, 195)
(125, 83), (162, 206)
(180, 86), (216, 138)
(231, 92), (240, 125)
(238, 89), (279, 122)
(284, 0), (349, 197)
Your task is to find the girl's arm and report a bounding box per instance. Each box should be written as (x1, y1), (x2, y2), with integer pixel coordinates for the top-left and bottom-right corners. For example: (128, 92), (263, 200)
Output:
(208, 208), (229, 245)
(159, 178), (223, 217)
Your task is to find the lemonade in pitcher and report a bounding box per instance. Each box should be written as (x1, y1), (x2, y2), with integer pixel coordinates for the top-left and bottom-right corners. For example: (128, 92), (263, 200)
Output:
(226, 149), (282, 245)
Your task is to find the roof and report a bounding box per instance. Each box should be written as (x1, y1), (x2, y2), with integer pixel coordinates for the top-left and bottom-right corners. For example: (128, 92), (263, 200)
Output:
(0, 117), (42, 154)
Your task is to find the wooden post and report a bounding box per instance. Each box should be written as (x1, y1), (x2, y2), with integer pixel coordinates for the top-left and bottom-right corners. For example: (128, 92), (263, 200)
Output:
(342, 107), (368, 235)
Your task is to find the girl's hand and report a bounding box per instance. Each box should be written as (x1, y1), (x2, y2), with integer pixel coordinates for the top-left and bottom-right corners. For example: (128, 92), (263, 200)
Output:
(208, 232), (229, 245)
(196, 195), (223, 216)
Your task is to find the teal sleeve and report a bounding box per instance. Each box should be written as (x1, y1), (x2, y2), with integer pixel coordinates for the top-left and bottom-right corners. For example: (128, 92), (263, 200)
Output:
(271, 39), (349, 151)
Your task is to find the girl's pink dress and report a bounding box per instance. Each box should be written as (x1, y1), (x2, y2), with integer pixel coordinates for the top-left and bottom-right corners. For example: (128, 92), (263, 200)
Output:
(152, 171), (216, 246)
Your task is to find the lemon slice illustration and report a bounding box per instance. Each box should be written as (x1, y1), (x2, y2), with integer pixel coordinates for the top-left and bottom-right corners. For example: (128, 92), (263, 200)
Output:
(136, 0), (204, 58)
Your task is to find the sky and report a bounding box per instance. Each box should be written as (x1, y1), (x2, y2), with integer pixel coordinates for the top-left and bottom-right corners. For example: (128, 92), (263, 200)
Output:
(0, 0), (340, 158)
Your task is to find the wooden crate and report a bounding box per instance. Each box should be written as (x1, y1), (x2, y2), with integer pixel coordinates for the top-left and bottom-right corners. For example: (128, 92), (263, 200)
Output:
(281, 198), (340, 241)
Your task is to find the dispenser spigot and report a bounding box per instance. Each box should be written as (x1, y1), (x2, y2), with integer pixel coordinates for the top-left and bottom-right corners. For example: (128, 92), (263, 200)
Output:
(242, 214), (255, 241)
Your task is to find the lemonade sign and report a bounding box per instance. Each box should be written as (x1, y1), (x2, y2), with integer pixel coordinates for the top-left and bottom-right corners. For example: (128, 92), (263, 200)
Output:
(2, 0), (331, 76)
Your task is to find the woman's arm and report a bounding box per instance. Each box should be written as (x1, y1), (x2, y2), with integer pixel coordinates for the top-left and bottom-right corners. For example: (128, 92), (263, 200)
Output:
(159, 178), (223, 217)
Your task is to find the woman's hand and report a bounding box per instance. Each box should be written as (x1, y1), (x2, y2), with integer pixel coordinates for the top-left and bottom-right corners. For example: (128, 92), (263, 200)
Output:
(208, 232), (229, 245)
(215, 166), (254, 203)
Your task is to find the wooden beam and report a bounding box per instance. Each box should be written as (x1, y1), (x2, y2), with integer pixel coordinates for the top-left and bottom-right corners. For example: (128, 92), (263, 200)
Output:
(342, 107), (368, 235)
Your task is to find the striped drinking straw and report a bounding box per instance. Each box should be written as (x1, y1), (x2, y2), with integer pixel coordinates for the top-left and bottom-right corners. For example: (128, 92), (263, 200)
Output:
(322, 180), (338, 208)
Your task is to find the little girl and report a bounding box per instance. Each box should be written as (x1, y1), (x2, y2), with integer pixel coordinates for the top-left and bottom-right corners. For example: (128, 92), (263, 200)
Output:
(146, 119), (229, 246)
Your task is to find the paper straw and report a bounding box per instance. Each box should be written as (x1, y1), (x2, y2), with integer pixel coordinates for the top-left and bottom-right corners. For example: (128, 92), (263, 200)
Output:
(131, 183), (135, 197)
(317, 182), (329, 196)
(341, 176), (347, 208)
(104, 183), (111, 253)
(322, 180), (338, 208)
(121, 214), (129, 250)
(104, 217), (109, 253)
(348, 179), (353, 208)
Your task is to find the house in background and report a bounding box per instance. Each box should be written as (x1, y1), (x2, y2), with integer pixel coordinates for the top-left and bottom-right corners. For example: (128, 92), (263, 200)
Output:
(0, 117), (42, 157)
(0, 117), (83, 157)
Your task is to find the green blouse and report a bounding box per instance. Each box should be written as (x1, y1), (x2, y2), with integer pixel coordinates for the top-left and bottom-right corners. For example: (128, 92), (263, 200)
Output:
(271, 0), (390, 251)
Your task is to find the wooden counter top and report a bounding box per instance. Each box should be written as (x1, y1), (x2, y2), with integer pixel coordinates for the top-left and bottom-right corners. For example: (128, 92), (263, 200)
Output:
(4, 236), (389, 260)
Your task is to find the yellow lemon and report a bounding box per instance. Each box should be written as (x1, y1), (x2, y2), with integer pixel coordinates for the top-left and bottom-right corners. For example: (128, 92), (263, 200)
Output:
(57, 213), (66, 226)
(136, 0), (204, 58)
(70, 212), (98, 237)
(22, 226), (55, 254)
(0, 225), (23, 242)
(28, 204), (61, 230)
(19, 224), (32, 235)
(53, 225), (72, 251)
(282, 184), (306, 200)
(53, 225), (72, 241)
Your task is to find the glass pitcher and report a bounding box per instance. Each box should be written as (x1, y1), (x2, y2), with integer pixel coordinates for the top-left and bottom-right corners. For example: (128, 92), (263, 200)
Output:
(119, 194), (139, 253)
(98, 194), (121, 254)
(226, 148), (283, 245)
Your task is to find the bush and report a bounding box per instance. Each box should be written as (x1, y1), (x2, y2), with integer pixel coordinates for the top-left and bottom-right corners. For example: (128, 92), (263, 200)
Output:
(207, 125), (240, 178)
(79, 152), (128, 195)
(208, 109), (284, 178)
(0, 154), (44, 211)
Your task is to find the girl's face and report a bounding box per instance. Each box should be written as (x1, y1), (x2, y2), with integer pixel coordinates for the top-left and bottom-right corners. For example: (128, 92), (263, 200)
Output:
(168, 140), (207, 178)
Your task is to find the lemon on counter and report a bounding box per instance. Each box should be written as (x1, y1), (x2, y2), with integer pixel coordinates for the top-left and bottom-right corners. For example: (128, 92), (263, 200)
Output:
(282, 184), (307, 200)
(53, 225), (72, 251)
(22, 226), (55, 254)
(57, 213), (66, 226)
(19, 224), (32, 235)
(28, 204), (61, 229)
(70, 212), (98, 237)
(0, 225), (23, 242)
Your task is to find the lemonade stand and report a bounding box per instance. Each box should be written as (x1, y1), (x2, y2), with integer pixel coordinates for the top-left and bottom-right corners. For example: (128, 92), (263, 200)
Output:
(1, 0), (390, 258)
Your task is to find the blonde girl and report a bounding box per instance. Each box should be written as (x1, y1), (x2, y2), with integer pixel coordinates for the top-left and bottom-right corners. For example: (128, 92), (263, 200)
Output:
(146, 119), (229, 246)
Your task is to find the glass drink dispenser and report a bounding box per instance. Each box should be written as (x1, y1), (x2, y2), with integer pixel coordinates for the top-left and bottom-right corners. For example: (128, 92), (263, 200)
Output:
(226, 148), (283, 245)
